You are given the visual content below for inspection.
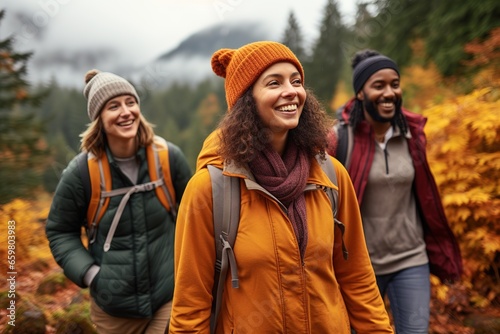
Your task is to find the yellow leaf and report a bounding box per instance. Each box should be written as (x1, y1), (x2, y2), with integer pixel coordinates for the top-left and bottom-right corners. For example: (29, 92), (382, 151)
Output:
(456, 208), (471, 221)
(443, 193), (470, 206)
(483, 237), (500, 255)
(473, 208), (491, 220)
(435, 284), (448, 302)
(470, 294), (490, 308)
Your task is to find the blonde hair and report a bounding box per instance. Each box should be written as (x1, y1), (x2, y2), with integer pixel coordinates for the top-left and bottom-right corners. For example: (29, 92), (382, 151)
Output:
(80, 113), (156, 157)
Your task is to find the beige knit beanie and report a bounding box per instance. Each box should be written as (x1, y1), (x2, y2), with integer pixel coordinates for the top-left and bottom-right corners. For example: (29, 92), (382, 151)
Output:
(83, 69), (140, 121)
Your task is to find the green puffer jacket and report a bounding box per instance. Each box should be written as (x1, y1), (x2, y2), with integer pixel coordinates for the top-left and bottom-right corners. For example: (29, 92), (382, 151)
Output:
(46, 144), (191, 318)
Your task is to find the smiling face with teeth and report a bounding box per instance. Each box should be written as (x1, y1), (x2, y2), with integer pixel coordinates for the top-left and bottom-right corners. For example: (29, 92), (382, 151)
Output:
(252, 62), (306, 153)
(357, 68), (402, 124)
(100, 94), (140, 155)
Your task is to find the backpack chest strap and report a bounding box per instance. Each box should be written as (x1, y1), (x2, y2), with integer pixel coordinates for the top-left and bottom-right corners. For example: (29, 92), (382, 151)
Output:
(102, 178), (164, 252)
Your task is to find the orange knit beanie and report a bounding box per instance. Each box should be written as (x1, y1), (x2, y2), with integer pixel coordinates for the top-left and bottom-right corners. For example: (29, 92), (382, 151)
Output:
(211, 41), (304, 110)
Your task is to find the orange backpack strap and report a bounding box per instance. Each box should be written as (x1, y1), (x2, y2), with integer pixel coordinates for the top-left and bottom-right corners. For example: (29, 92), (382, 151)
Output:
(86, 152), (112, 234)
(146, 136), (177, 219)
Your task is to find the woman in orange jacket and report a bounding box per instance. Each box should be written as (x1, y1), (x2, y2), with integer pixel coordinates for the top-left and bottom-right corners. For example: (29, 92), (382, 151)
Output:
(169, 41), (394, 334)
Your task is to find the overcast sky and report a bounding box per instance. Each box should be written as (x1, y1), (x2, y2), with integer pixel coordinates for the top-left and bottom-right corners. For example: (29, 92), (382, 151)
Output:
(2, 0), (356, 86)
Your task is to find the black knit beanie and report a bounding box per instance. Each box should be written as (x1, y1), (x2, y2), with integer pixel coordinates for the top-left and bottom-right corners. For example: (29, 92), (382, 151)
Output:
(352, 55), (399, 93)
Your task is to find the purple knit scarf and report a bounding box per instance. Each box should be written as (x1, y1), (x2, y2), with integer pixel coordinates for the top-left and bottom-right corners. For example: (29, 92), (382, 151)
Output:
(248, 142), (310, 257)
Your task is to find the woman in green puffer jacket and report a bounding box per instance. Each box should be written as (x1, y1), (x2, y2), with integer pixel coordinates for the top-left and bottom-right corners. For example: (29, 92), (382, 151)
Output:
(46, 69), (191, 334)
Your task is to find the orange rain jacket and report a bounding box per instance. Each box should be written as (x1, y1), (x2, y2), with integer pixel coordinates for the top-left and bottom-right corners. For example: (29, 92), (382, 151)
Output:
(169, 131), (394, 334)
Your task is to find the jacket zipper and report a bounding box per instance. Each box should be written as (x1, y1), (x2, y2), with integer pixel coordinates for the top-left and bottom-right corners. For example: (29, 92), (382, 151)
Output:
(247, 181), (319, 332)
(384, 147), (389, 174)
(247, 181), (321, 260)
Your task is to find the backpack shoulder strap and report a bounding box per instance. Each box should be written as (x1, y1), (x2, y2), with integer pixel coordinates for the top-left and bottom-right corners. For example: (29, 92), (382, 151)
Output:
(336, 122), (349, 166)
(207, 164), (240, 334)
(147, 136), (177, 219)
(90, 154), (112, 225)
(77, 152), (112, 242)
(317, 156), (349, 260)
(76, 152), (90, 211)
(316, 155), (338, 217)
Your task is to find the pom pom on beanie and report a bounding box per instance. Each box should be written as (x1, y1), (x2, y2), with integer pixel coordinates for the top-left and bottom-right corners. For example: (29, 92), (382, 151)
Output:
(83, 69), (140, 121)
(211, 41), (304, 110)
(211, 49), (234, 78)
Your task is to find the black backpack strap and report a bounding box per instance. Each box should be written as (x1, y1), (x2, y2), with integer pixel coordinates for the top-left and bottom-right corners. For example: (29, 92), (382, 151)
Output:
(208, 165), (240, 334)
(166, 142), (178, 220)
(76, 152), (90, 225)
(336, 122), (348, 166)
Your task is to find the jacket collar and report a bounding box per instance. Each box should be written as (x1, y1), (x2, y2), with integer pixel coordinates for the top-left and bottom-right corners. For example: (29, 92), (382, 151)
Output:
(223, 156), (335, 189)
(105, 144), (146, 165)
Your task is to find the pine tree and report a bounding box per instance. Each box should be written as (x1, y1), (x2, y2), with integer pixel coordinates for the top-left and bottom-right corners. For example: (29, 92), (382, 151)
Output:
(365, 0), (500, 76)
(346, 2), (376, 56)
(0, 9), (48, 204)
(306, 0), (346, 113)
(281, 11), (306, 62)
(422, 0), (500, 76)
(364, 0), (428, 68)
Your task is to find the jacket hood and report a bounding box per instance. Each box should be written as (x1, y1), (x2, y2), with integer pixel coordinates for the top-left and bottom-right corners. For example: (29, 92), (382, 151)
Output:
(196, 130), (224, 171)
(339, 98), (356, 122)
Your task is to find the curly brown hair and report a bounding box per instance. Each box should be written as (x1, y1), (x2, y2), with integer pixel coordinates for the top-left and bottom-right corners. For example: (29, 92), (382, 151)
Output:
(218, 88), (334, 165)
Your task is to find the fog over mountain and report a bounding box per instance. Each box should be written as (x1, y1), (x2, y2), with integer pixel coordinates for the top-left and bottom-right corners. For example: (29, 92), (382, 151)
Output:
(125, 21), (270, 89)
(22, 21), (269, 89)
(3, 1), (356, 88)
(0, 3), (289, 88)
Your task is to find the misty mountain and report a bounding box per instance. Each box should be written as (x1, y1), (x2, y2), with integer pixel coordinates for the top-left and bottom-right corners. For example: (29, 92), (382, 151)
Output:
(159, 22), (268, 59)
(127, 21), (270, 89)
(24, 21), (270, 88)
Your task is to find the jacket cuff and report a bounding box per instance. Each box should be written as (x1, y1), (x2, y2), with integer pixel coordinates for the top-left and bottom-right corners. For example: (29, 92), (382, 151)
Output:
(83, 264), (100, 287)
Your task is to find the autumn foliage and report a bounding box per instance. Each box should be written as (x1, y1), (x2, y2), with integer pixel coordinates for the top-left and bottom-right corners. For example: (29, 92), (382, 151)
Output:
(425, 86), (500, 300)
(0, 195), (52, 274)
(0, 195), (88, 332)
(420, 29), (500, 330)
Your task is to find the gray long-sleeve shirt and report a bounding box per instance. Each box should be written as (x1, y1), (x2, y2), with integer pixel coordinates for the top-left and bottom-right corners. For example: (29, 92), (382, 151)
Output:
(360, 127), (428, 275)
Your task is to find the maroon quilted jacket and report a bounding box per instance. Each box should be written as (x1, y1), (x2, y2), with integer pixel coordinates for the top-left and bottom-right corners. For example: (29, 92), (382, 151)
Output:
(328, 98), (463, 282)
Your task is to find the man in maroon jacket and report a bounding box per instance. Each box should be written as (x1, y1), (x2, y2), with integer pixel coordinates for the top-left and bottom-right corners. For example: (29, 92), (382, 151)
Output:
(327, 49), (462, 334)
